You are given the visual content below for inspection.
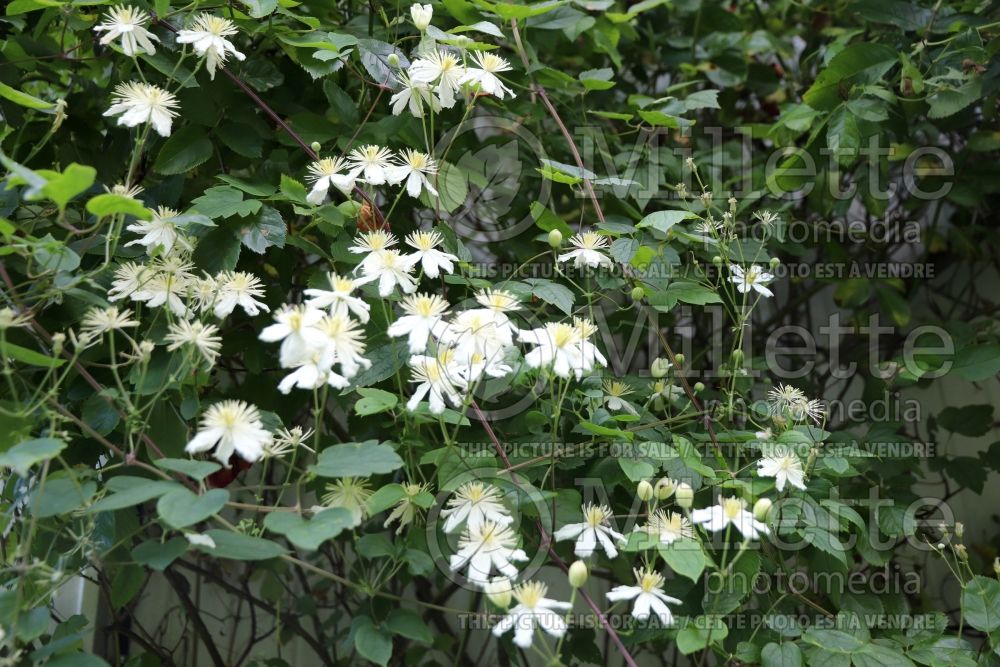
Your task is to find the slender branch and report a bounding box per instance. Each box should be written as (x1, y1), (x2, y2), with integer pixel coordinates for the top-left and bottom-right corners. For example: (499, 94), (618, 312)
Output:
(163, 568), (227, 667)
(470, 399), (639, 667)
(152, 16), (387, 229)
(510, 19), (603, 229)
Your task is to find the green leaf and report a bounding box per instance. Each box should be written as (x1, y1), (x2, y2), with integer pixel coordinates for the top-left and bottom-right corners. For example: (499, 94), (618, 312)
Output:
(637, 110), (693, 128)
(32, 479), (97, 518)
(0, 437), (66, 476)
(354, 618), (393, 666)
(32, 233), (81, 273)
(46, 654), (110, 667)
(659, 541), (706, 582)
(0, 81), (54, 110)
(927, 76), (982, 119)
(637, 210), (697, 233)
(154, 126), (213, 175)
(157, 488), (229, 529)
(239, 204), (286, 253)
(86, 193), (152, 220)
(42, 163), (95, 211)
(87, 480), (181, 513)
(197, 530), (286, 560)
(262, 507), (353, 550)
(952, 343), (1000, 382)
(349, 343), (408, 389)
(310, 441), (404, 477)
(191, 185), (261, 220)
(153, 458), (222, 481)
(801, 628), (864, 653)
(962, 576), (1000, 632)
(386, 608), (433, 643)
(0, 340), (65, 368)
(240, 0), (277, 17)
(676, 616), (728, 654)
(131, 537), (188, 571)
(354, 388), (398, 416)
(526, 279), (575, 315)
(803, 43), (898, 111)
(279, 174), (309, 205)
(852, 644), (915, 667)
(761, 642), (802, 667)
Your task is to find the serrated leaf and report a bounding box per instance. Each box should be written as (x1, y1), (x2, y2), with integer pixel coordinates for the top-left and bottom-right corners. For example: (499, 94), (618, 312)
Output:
(154, 126), (213, 175)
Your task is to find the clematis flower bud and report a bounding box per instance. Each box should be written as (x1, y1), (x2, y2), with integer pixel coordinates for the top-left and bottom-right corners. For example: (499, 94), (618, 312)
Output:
(568, 560), (588, 588)
(654, 477), (675, 500)
(753, 497), (773, 522)
(410, 3), (433, 30)
(650, 357), (671, 378)
(484, 577), (512, 608)
(675, 483), (694, 509)
(637, 480), (654, 501)
(548, 229), (563, 248)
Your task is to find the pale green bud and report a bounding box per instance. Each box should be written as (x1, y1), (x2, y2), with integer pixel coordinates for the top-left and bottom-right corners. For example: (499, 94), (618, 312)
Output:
(753, 497), (773, 522)
(568, 560), (588, 588)
(675, 483), (694, 509)
(637, 480), (654, 502)
(548, 229), (563, 248)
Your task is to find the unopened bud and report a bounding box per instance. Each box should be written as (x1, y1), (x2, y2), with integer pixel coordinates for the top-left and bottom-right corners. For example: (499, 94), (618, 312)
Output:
(630, 286), (644, 301)
(410, 2), (433, 30)
(806, 447), (818, 470)
(637, 480), (654, 502)
(675, 483), (693, 509)
(711, 255), (722, 265)
(51, 332), (65, 356)
(310, 141), (321, 152)
(753, 498), (773, 522)
(993, 557), (1000, 577)
(387, 53), (400, 67)
(935, 542), (946, 550)
(955, 522), (964, 539)
(731, 349), (744, 366)
(955, 544), (968, 562)
(547, 229), (563, 248)
(654, 477), (675, 500)
(693, 381), (705, 393)
(650, 357), (671, 378)
(673, 353), (685, 366)
(568, 560), (588, 588)
(484, 577), (512, 608)
(769, 257), (780, 270)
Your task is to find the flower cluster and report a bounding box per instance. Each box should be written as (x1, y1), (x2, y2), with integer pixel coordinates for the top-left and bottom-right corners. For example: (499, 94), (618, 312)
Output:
(96, 8), (246, 137)
(381, 3), (518, 119)
(305, 147), (439, 204)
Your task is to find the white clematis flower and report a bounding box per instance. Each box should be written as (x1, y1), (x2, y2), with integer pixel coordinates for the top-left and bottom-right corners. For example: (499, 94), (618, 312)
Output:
(756, 445), (807, 491)
(461, 51), (515, 100)
(403, 230), (457, 277)
(104, 81), (179, 137)
(492, 581), (572, 649)
(558, 230), (613, 269)
(356, 249), (418, 297)
(125, 207), (191, 256)
(440, 481), (512, 533)
(405, 350), (466, 415)
(606, 568), (681, 626)
(635, 509), (694, 547)
(185, 400), (272, 465)
(257, 305), (327, 367)
(729, 264), (774, 297)
(518, 318), (607, 379)
(305, 157), (356, 205)
(410, 2), (433, 30)
(691, 496), (770, 540)
(303, 272), (371, 323)
(347, 144), (395, 185)
(175, 13), (246, 80)
(93, 4), (159, 56)
(387, 293), (450, 353)
(390, 72), (441, 118)
(449, 521), (528, 586)
(553, 503), (626, 559)
(387, 150), (439, 198)
(408, 49), (466, 108)
(213, 271), (269, 318)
